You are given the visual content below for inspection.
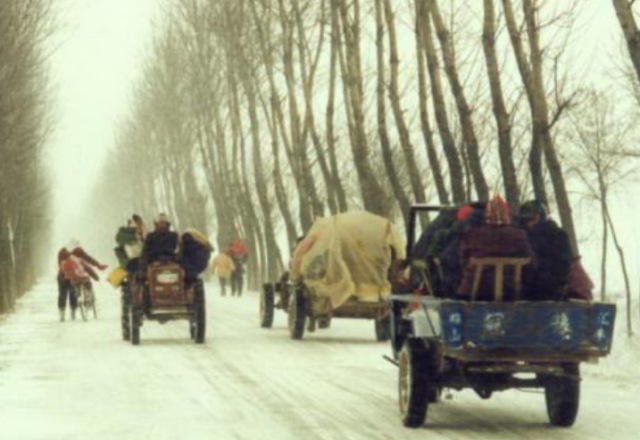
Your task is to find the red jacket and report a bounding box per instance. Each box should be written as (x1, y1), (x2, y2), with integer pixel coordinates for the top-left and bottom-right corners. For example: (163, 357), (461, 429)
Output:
(58, 248), (101, 281)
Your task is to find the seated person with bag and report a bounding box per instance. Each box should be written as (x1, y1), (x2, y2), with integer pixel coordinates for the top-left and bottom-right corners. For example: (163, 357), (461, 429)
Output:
(458, 196), (535, 302)
(179, 228), (213, 282)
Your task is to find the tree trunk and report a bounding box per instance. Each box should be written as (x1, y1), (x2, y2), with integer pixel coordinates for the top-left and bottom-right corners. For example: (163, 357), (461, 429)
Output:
(429, 0), (489, 201)
(501, 0), (548, 206)
(604, 204), (633, 337)
(613, 0), (640, 89)
(327, 2), (349, 213)
(374, 0), (411, 226)
(382, 0), (427, 210)
(481, 0), (520, 207)
(416, 0), (466, 204)
(334, 0), (389, 215)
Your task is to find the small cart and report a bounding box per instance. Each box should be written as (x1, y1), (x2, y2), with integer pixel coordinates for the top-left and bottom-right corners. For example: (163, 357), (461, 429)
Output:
(261, 272), (391, 341)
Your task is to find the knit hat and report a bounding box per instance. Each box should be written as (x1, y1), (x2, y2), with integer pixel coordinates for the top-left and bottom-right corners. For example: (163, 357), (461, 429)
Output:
(456, 205), (474, 222)
(518, 200), (548, 223)
(484, 195), (512, 226)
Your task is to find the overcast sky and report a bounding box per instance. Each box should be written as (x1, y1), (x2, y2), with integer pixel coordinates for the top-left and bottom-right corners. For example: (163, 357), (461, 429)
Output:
(48, 0), (161, 247)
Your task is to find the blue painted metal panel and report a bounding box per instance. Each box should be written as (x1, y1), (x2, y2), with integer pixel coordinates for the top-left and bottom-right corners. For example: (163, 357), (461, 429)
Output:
(437, 301), (616, 354)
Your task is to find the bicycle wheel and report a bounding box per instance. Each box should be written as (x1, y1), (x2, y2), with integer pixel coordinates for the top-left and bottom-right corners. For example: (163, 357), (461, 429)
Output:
(87, 286), (97, 319)
(77, 285), (87, 322)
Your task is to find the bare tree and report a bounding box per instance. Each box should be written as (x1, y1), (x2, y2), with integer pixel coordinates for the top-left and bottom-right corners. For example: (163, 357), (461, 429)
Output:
(569, 90), (638, 335)
(429, 0), (489, 201)
(481, 0), (520, 206)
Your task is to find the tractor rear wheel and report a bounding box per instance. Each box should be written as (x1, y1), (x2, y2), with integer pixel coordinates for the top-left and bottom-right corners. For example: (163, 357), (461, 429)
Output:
(194, 280), (206, 344)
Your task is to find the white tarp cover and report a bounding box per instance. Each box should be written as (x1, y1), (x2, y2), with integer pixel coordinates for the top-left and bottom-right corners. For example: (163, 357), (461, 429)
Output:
(291, 211), (404, 312)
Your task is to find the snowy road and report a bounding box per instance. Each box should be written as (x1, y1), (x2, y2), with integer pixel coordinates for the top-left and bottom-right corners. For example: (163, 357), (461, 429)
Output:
(0, 281), (638, 440)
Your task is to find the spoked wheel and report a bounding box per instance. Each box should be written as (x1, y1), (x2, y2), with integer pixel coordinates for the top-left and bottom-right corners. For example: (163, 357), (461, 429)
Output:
(130, 306), (141, 346)
(260, 284), (275, 328)
(375, 317), (391, 342)
(87, 287), (97, 319)
(76, 286), (87, 322)
(193, 280), (206, 344)
(399, 339), (432, 428)
(121, 285), (131, 341)
(545, 363), (580, 427)
(287, 286), (307, 340)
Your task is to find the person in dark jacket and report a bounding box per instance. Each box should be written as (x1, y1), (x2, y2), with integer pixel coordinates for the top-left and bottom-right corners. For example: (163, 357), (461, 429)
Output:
(458, 196), (535, 301)
(57, 240), (107, 322)
(140, 213), (179, 275)
(518, 201), (573, 301)
(179, 228), (213, 282)
(428, 205), (484, 297)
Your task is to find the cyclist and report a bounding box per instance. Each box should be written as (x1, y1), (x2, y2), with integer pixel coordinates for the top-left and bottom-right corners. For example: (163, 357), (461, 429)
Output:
(57, 239), (107, 321)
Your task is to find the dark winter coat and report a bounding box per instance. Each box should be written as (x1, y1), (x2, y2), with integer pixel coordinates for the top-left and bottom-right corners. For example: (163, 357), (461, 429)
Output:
(458, 225), (535, 301)
(525, 219), (572, 301)
(179, 233), (212, 280)
(141, 230), (179, 270)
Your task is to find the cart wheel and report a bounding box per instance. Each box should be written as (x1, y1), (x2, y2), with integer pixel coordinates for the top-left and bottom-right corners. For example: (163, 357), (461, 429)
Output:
(375, 317), (391, 342)
(545, 363), (580, 427)
(260, 284), (275, 328)
(288, 286), (307, 340)
(121, 285), (131, 341)
(194, 280), (206, 344)
(130, 306), (141, 346)
(399, 339), (432, 428)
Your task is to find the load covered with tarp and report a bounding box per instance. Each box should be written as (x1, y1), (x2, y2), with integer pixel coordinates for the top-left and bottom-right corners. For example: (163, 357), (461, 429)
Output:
(290, 211), (404, 312)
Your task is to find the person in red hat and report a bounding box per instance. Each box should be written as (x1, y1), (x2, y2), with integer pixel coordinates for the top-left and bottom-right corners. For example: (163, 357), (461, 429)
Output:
(457, 196), (535, 301)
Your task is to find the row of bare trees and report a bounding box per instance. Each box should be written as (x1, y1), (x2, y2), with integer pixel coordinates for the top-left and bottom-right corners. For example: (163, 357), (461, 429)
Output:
(0, 0), (53, 313)
(89, 1), (637, 306)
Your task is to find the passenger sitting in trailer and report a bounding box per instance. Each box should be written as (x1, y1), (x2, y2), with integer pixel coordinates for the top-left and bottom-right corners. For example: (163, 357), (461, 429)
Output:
(457, 195), (535, 301)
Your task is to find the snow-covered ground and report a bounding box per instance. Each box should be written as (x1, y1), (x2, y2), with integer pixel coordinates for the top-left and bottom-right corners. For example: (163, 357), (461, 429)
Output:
(0, 280), (638, 440)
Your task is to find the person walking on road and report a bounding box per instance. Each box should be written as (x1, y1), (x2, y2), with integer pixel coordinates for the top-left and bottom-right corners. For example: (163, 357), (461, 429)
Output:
(211, 252), (235, 296)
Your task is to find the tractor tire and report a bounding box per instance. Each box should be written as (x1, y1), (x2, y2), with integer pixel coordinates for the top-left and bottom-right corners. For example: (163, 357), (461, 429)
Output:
(121, 285), (131, 341)
(545, 363), (580, 427)
(288, 286), (307, 340)
(130, 306), (141, 346)
(260, 284), (275, 328)
(375, 317), (391, 342)
(194, 280), (206, 344)
(398, 339), (433, 428)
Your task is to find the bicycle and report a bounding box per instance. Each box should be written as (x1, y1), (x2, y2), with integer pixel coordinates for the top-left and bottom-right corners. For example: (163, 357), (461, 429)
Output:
(74, 281), (97, 321)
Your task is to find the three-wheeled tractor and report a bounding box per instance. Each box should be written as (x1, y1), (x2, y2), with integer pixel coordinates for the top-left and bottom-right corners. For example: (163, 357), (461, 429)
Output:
(390, 205), (616, 428)
(121, 261), (206, 346)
